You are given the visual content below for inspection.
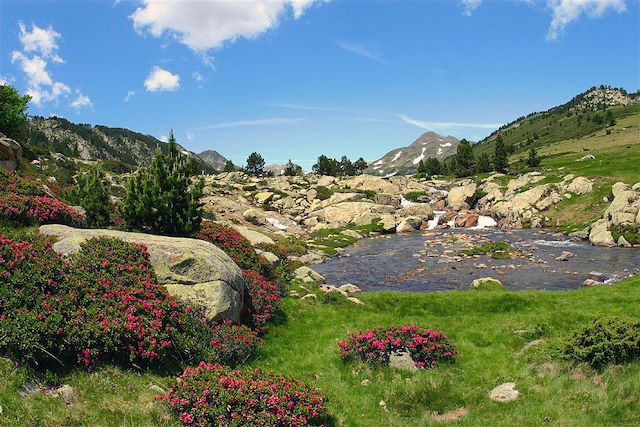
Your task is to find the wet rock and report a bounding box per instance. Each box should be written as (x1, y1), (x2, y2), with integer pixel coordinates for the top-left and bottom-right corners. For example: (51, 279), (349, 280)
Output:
(388, 351), (417, 372)
(555, 251), (574, 261)
(583, 279), (605, 287)
(470, 277), (504, 290)
(454, 213), (479, 228)
(489, 382), (519, 403)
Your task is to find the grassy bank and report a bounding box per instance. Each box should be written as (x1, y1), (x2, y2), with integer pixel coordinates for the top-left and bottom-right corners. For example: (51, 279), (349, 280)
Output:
(1, 275), (639, 426)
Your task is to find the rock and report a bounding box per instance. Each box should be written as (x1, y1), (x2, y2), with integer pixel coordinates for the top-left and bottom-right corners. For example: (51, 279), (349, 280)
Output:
(255, 191), (274, 204)
(555, 251), (574, 261)
(375, 193), (401, 208)
(341, 175), (401, 194)
(618, 235), (632, 247)
(259, 250), (280, 265)
(0, 134), (22, 171)
(583, 279), (605, 287)
(294, 266), (325, 283)
(306, 188), (318, 202)
(379, 214), (397, 232)
(396, 204), (434, 221)
(347, 297), (365, 305)
(588, 219), (615, 247)
(489, 382), (519, 403)
(611, 182), (629, 198)
(338, 284), (362, 294)
(39, 225), (244, 321)
(312, 202), (394, 226)
(566, 177), (593, 195)
(361, 379), (371, 386)
(611, 212), (635, 226)
(447, 183), (477, 210)
(492, 185), (550, 219)
(230, 224), (275, 245)
(397, 216), (422, 233)
(243, 208), (266, 225)
(301, 293), (317, 301)
(340, 229), (363, 239)
(577, 154), (595, 161)
(568, 228), (590, 240)
(605, 190), (635, 218)
(454, 213), (479, 228)
(388, 351), (417, 372)
(49, 385), (77, 406)
(351, 212), (380, 226)
(470, 277), (504, 290)
(149, 384), (166, 394)
(430, 407), (469, 423)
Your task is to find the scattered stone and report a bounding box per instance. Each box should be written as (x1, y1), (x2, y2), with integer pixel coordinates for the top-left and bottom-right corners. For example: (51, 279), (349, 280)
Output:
(301, 293), (317, 301)
(293, 266), (325, 283)
(388, 351), (418, 372)
(577, 154), (595, 161)
(254, 191), (274, 204)
(430, 407), (469, 423)
(379, 400), (388, 411)
(338, 284), (362, 294)
(489, 382), (519, 403)
(149, 384), (165, 394)
(347, 297), (365, 305)
(583, 279), (605, 287)
(470, 277), (504, 290)
(555, 251), (574, 261)
(48, 385), (77, 406)
(361, 379), (371, 387)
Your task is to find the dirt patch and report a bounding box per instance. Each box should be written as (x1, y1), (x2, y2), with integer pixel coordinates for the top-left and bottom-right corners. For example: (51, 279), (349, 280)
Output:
(431, 407), (469, 423)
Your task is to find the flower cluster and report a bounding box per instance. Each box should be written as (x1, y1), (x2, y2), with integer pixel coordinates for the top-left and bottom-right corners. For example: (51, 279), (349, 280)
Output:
(158, 362), (327, 426)
(208, 321), (263, 366)
(0, 194), (84, 226)
(0, 236), (260, 371)
(0, 169), (46, 197)
(338, 325), (457, 368)
(197, 224), (269, 274)
(241, 269), (284, 333)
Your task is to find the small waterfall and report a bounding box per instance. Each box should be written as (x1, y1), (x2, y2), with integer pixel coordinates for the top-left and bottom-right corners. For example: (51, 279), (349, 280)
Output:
(427, 211), (446, 229)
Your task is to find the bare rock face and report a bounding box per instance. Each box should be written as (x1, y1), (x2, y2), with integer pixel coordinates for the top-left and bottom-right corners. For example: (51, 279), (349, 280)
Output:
(489, 383), (519, 403)
(39, 225), (244, 321)
(0, 133), (22, 171)
(447, 184), (477, 210)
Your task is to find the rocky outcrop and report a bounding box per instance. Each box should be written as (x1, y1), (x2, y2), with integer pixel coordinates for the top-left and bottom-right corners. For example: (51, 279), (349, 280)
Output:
(310, 202), (395, 227)
(0, 133), (22, 171)
(588, 182), (640, 247)
(447, 183), (477, 210)
(39, 225), (244, 321)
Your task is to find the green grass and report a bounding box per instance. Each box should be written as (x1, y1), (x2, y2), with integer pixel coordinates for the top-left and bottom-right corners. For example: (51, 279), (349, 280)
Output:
(308, 221), (385, 255)
(2, 274), (640, 426)
(404, 191), (427, 202)
(459, 241), (518, 259)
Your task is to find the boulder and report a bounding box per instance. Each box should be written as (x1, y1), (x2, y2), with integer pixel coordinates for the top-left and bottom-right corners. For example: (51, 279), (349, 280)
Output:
(293, 266), (325, 284)
(243, 208), (266, 225)
(396, 216), (422, 233)
(396, 204), (434, 221)
(589, 219), (615, 247)
(0, 134), (22, 172)
(306, 188), (318, 202)
(566, 177), (593, 195)
(555, 251), (574, 261)
(388, 351), (417, 372)
(341, 175), (401, 194)
(489, 383), (519, 403)
(341, 229), (363, 239)
(375, 193), (401, 208)
(230, 224), (275, 245)
(577, 154), (595, 161)
(454, 213), (479, 228)
(618, 235), (632, 247)
(611, 182), (629, 198)
(312, 202), (394, 226)
(338, 284), (362, 294)
(447, 183), (477, 210)
(492, 185), (550, 218)
(583, 279), (605, 287)
(379, 214), (397, 232)
(39, 225), (244, 321)
(470, 277), (504, 290)
(255, 191), (274, 204)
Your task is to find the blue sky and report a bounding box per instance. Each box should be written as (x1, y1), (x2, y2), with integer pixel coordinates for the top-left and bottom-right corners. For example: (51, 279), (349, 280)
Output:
(1, 0), (638, 169)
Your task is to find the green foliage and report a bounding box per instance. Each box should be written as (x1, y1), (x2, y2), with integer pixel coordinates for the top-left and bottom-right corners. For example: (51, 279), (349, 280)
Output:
(70, 165), (113, 228)
(404, 191), (426, 202)
(460, 241), (517, 259)
(122, 130), (203, 237)
(424, 157), (443, 175)
(313, 154), (365, 176)
(0, 84), (30, 141)
(223, 160), (236, 172)
(315, 185), (334, 200)
(562, 317), (640, 369)
(476, 152), (493, 173)
(354, 157), (368, 175)
(526, 147), (541, 168)
(450, 139), (476, 177)
(245, 152), (265, 176)
(494, 135), (509, 173)
(284, 159), (303, 176)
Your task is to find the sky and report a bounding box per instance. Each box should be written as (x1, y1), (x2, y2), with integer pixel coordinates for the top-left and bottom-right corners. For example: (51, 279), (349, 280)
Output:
(1, 0), (639, 170)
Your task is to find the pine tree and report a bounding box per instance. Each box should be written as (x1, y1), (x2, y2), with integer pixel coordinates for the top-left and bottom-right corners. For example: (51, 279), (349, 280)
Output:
(526, 147), (541, 168)
(493, 136), (509, 173)
(424, 158), (442, 176)
(71, 164), (113, 228)
(452, 139), (475, 177)
(476, 153), (492, 173)
(223, 160), (236, 172)
(353, 158), (368, 175)
(284, 159), (302, 176)
(246, 152), (265, 176)
(417, 160), (426, 174)
(122, 130), (204, 236)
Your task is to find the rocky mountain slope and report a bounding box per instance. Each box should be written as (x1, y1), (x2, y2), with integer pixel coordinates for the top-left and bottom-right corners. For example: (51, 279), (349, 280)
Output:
(365, 131), (460, 177)
(473, 86), (639, 158)
(27, 116), (216, 173)
(197, 149), (228, 171)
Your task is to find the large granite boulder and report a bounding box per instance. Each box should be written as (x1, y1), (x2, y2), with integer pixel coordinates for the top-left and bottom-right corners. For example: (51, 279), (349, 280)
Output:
(588, 219), (615, 247)
(447, 183), (477, 210)
(396, 204), (434, 221)
(311, 202), (395, 226)
(565, 177), (593, 195)
(0, 133), (22, 172)
(39, 225), (244, 321)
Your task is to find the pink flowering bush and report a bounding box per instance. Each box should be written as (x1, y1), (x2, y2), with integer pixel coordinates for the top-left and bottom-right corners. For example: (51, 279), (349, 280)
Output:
(0, 236), (262, 371)
(208, 321), (263, 366)
(338, 325), (457, 368)
(0, 169), (46, 197)
(0, 194), (84, 226)
(241, 269), (284, 333)
(197, 224), (270, 274)
(158, 362), (328, 426)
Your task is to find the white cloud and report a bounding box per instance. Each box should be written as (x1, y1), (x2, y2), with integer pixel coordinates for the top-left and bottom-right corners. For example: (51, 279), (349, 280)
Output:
(124, 90), (136, 102)
(0, 75), (10, 85)
(130, 0), (320, 55)
(336, 40), (388, 64)
(159, 134), (168, 142)
(192, 71), (204, 82)
(144, 66), (180, 92)
(18, 21), (64, 63)
(398, 114), (502, 130)
(70, 90), (92, 110)
(10, 50), (71, 106)
(461, 0), (482, 16)
(547, 0), (626, 40)
(186, 131), (194, 140)
(195, 117), (305, 130)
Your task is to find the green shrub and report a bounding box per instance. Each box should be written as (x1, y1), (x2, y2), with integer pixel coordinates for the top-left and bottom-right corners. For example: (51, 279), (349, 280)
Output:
(404, 191), (426, 202)
(460, 241), (517, 259)
(121, 131), (203, 237)
(69, 165), (113, 228)
(315, 186), (334, 201)
(562, 317), (640, 369)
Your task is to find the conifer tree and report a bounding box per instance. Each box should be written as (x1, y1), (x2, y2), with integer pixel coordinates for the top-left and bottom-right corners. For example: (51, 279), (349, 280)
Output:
(452, 139), (475, 177)
(71, 164), (113, 228)
(223, 160), (236, 172)
(246, 152), (265, 176)
(494, 136), (509, 173)
(526, 147), (541, 168)
(122, 130), (204, 236)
